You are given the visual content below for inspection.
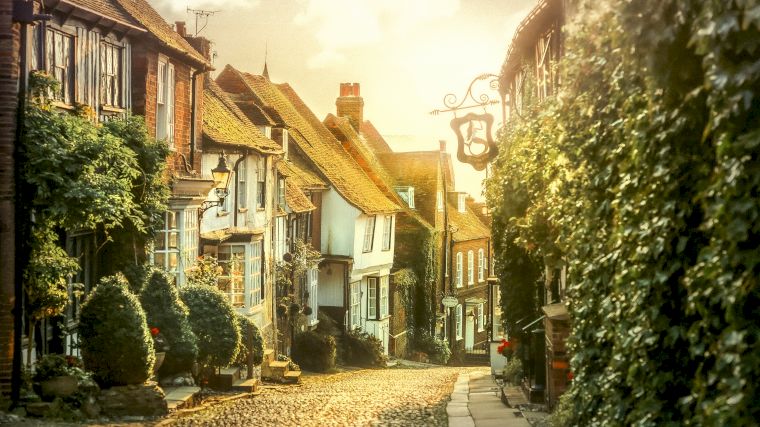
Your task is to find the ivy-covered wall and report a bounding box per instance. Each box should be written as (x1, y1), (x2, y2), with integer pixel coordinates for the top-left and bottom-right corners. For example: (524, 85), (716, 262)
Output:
(487, 0), (760, 424)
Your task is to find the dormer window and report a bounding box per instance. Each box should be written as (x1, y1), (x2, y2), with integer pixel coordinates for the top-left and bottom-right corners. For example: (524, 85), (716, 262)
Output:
(458, 193), (466, 213)
(395, 186), (415, 209)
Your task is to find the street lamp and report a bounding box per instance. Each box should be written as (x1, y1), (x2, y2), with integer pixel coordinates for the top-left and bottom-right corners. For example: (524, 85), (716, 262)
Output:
(200, 154), (232, 217)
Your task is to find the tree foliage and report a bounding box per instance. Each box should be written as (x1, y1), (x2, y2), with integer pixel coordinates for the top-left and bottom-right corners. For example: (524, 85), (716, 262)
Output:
(487, 0), (760, 424)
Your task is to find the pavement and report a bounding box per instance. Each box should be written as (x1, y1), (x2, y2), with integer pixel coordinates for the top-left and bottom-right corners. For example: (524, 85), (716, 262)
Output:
(447, 368), (530, 427)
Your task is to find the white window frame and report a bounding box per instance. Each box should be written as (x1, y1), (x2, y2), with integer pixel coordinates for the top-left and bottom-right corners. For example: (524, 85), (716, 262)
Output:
(237, 161), (247, 210)
(478, 302), (485, 332)
(437, 191), (443, 211)
(458, 193), (466, 213)
(456, 304), (463, 340)
(456, 252), (463, 288)
(181, 210), (198, 284)
(154, 211), (180, 279)
(250, 240), (263, 307)
(363, 215), (376, 253)
(468, 250), (474, 285)
(478, 248), (485, 282)
(307, 268), (318, 325)
(218, 244), (246, 308)
(382, 215), (392, 251)
(367, 277), (377, 319)
(156, 56), (175, 148)
(380, 276), (389, 318)
(256, 157), (266, 209)
(408, 187), (415, 209)
(350, 281), (361, 328)
(99, 41), (123, 108)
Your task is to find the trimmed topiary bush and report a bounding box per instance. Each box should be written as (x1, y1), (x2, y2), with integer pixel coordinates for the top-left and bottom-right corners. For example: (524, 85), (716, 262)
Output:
(340, 330), (386, 368)
(79, 274), (154, 387)
(235, 314), (264, 367)
(179, 285), (240, 372)
(292, 331), (336, 372)
(139, 270), (198, 376)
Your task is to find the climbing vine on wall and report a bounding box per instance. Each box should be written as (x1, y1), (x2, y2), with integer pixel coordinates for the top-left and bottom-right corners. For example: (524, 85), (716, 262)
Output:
(487, 0), (760, 424)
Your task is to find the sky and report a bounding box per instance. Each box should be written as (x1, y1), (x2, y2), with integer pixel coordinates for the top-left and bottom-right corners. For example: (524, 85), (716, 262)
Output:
(151, 0), (537, 200)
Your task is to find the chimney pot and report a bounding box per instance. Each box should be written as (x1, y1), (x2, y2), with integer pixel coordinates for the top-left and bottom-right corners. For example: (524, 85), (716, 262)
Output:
(176, 21), (186, 37)
(340, 83), (351, 97)
(439, 140), (447, 152)
(352, 83), (360, 96)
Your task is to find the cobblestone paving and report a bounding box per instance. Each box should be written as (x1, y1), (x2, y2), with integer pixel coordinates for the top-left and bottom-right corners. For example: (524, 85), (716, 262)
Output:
(168, 366), (464, 427)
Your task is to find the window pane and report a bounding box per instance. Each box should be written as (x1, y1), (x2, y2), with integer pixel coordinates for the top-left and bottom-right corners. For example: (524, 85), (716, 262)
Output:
(168, 232), (178, 249)
(154, 253), (165, 267)
(168, 253), (178, 269)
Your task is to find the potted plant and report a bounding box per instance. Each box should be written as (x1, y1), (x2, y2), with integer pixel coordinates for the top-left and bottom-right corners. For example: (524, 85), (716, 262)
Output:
(33, 354), (78, 400)
(302, 305), (313, 316)
(150, 327), (170, 374)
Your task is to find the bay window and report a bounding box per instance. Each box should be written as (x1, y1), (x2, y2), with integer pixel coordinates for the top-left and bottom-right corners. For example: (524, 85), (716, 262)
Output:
(218, 245), (245, 307)
(154, 211), (180, 278)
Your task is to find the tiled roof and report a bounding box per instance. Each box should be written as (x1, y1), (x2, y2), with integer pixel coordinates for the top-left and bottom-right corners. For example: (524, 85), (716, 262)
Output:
(113, 0), (211, 67)
(223, 68), (398, 215)
(202, 80), (282, 154)
(62, 0), (143, 29)
(284, 179), (315, 213)
(449, 198), (490, 242)
(360, 121), (393, 153)
(277, 156), (327, 190)
(377, 151), (443, 227)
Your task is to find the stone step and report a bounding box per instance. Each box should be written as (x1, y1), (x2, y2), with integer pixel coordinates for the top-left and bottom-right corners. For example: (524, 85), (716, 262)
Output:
(283, 371), (301, 383)
(231, 378), (258, 393)
(263, 349), (275, 363)
(268, 361), (290, 370)
(164, 386), (201, 411)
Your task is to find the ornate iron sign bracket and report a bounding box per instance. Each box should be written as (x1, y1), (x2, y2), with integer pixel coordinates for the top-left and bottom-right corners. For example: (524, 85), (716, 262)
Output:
(431, 73), (500, 171)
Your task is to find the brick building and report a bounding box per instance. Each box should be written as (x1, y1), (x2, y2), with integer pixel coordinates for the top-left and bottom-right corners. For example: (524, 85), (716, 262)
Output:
(0, 0), (19, 396)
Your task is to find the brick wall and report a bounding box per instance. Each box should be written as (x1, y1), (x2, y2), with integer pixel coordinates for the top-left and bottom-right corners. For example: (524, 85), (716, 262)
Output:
(131, 43), (203, 176)
(0, 0), (18, 395)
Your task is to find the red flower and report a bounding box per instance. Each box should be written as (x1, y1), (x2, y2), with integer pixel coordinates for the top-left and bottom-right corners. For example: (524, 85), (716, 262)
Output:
(150, 327), (160, 337)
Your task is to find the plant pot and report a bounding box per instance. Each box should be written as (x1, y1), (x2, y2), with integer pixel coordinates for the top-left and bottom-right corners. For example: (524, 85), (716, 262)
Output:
(302, 306), (313, 316)
(154, 352), (166, 375)
(40, 375), (78, 400)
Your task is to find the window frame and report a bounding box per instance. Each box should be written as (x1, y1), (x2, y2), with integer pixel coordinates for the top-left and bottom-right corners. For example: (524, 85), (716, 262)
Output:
(256, 157), (266, 209)
(153, 210), (181, 278)
(350, 281), (361, 329)
(367, 277), (378, 320)
(467, 250), (474, 285)
(99, 41), (123, 108)
(456, 252), (463, 288)
(250, 240), (263, 306)
(156, 56), (175, 148)
(437, 191), (443, 212)
(478, 302), (485, 332)
(478, 248), (485, 282)
(362, 215), (376, 253)
(456, 304), (463, 340)
(218, 244), (246, 308)
(45, 28), (75, 105)
(380, 276), (389, 318)
(382, 215), (392, 251)
(237, 160), (247, 210)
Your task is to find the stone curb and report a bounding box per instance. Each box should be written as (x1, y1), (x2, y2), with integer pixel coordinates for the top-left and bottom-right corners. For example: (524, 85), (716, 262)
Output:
(446, 373), (475, 427)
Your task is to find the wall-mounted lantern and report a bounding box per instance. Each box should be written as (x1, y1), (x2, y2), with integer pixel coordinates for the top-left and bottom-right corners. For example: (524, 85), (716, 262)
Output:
(199, 154), (232, 218)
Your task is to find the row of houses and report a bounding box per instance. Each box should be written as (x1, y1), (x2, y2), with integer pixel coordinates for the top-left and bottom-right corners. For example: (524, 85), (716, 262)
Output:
(0, 0), (493, 394)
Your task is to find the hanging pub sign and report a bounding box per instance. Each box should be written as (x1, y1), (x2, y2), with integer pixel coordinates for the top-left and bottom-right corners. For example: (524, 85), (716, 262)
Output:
(431, 73), (501, 171)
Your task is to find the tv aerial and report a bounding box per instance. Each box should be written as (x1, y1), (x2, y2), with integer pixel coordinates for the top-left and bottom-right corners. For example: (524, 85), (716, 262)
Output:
(187, 7), (219, 36)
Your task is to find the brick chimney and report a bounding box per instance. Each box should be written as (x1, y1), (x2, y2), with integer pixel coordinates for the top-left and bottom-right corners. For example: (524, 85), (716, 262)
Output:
(336, 83), (364, 131)
(439, 140), (446, 152)
(175, 21), (187, 37)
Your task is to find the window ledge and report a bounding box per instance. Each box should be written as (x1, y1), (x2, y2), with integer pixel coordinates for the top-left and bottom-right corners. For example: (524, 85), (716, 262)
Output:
(238, 207), (249, 213)
(100, 105), (125, 114)
(217, 210), (230, 218)
(52, 101), (75, 111)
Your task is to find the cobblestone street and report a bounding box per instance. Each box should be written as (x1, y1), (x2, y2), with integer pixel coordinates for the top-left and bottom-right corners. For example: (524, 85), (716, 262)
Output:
(168, 366), (464, 427)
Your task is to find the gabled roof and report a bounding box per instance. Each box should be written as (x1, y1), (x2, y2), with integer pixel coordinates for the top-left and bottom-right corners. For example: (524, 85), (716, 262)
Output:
(113, 0), (211, 68)
(284, 179), (315, 213)
(218, 66), (399, 215)
(360, 121), (393, 154)
(449, 197), (490, 242)
(277, 156), (328, 191)
(202, 80), (282, 154)
(377, 151), (443, 227)
(61, 0), (144, 32)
